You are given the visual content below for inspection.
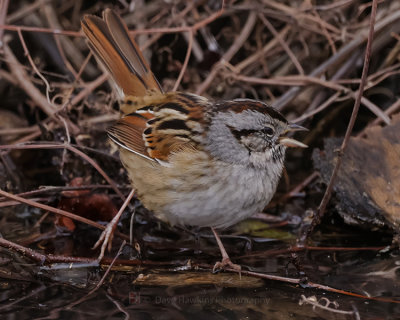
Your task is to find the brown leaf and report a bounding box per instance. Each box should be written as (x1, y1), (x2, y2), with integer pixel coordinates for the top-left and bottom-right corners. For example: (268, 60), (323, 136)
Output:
(56, 177), (118, 232)
(313, 114), (400, 230)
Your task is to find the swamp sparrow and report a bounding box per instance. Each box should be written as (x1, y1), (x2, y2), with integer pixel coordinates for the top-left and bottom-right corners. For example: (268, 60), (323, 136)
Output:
(82, 9), (306, 270)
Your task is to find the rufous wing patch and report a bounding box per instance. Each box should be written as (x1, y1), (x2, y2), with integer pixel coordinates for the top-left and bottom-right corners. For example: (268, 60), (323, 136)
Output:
(109, 92), (209, 162)
(107, 113), (149, 158)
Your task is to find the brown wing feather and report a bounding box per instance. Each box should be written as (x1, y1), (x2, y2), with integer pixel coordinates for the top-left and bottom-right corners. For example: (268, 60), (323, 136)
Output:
(107, 113), (151, 159)
(108, 92), (210, 162)
(143, 93), (208, 161)
(81, 9), (162, 97)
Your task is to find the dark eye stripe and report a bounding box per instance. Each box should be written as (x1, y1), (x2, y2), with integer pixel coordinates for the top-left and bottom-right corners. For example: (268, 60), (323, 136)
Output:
(228, 126), (258, 140)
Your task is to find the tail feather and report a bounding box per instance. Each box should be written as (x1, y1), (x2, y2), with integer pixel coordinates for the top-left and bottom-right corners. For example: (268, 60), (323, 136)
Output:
(81, 9), (162, 98)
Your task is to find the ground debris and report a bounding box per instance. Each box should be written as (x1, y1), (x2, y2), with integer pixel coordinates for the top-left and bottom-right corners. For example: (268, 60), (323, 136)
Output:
(57, 177), (118, 232)
(133, 271), (264, 288)
(313, 114), (400, 230)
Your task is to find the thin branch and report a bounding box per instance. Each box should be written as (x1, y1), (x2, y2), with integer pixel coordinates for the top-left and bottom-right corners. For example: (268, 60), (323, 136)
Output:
(314, 0), (379, 230)
(63, 241), (127, 311)
(221, 268), (400, 304)
(274, 8), (400, 110)
(0, 0), (9, 49)
(3, 42), (57, 118)
(0, 188), (108, 231)
(0, 237), (175, 266)
(173, 30), (193, 91)
(0, 0), (226, 37)
(196, 11), (258, 95)
(292, 92), (342, 123)
(0, 143), (125, 200)
(258, 14), (304, 75)
(232, 73), (390, 124)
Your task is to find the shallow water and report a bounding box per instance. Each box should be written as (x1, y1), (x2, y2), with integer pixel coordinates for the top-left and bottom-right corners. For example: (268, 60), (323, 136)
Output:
(0, 211), (399, 320)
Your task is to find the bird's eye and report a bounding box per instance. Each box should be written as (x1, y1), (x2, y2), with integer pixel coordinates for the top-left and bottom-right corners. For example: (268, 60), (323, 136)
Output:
(262, 127), (274, 136)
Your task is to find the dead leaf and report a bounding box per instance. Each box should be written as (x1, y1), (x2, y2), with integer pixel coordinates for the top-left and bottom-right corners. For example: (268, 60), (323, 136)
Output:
(56, 177), (118, 231)
(234, 220), (294, 240)
(313, 114), (400, 230)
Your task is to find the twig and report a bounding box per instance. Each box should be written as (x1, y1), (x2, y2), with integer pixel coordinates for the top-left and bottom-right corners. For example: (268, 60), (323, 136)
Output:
(0, 0), (225, 37)
(0, 236), (47, 263)
(221, 267), (400, 304)
(313, 0), (356, 11)
(292, 92), (342, 123)
(299, 295), (357, 315)
(369, 98), (400, 126)
(196, 11), (258, 95)
(95, 241), (126, 290)
(234, 25), (290, 72)
(232, 73), (390, 124)
(0, 0), (9, 49)
(106, 294), (130, 320)
(0, 235), (185, 266)
(280, 172), (319, 201)
(237, 245), (385, 260)
(43, 3), (78, 79)
(3, 42), (57, 118)
(6, 0), (51, 24)
(172, 30), (193, 91)
(274, 8), (400, 110)
(42, 2), (95, 79)
(70, 73), (108, 107)
(0, 23), (82, 36)
(63, 241), (127, 312)
(0, 184), (125, 202)
(0, 188), (113, 233)
(258, 14), (304, 75)
(311, 9), (337, 54)
(312, 0), (379, 232)
(0, 143), (125, 201)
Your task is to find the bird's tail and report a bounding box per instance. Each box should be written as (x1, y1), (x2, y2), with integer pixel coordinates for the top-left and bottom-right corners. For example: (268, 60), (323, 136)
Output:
(81, 9), (162, 99)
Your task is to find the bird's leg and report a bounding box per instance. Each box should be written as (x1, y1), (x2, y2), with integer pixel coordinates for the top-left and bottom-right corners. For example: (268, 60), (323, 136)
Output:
(211, 227), (241, 272)
(93, 189), (135, 262)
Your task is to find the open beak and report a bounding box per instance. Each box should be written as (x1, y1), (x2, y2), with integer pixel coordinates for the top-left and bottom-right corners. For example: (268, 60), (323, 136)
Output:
(288, 123), (308, 132)
(279, 123), (308, 148)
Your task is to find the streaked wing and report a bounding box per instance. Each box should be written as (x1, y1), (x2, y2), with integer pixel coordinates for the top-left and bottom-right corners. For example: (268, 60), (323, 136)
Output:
(108, 92), (210, 162)
(107, 112), (153, 161)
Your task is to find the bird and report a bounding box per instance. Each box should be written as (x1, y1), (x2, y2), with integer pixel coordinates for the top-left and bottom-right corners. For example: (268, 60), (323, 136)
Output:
(81, 9), (307, 270)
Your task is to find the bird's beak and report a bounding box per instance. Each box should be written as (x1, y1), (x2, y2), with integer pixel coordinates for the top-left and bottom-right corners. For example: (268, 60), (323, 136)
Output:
(279, 123), (308, 148)
(288, 123), (308, 132)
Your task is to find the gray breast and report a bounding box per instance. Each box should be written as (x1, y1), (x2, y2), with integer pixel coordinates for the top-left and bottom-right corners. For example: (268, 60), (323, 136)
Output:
(163, 161), (283, 228)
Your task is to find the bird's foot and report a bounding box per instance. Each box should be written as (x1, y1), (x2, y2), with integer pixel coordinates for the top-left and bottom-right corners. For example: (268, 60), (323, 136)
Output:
(93, 218), (118, 262)
(213, 257), (241, 273)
